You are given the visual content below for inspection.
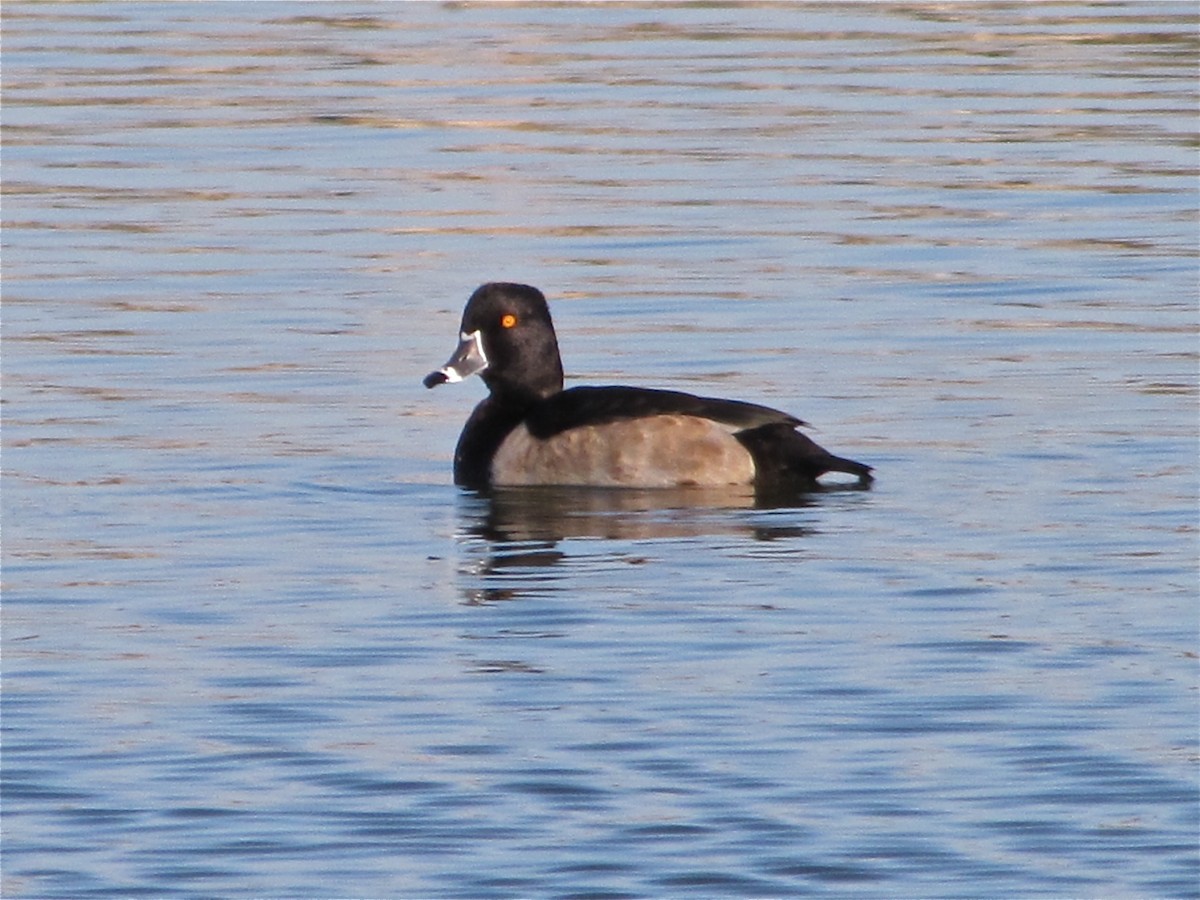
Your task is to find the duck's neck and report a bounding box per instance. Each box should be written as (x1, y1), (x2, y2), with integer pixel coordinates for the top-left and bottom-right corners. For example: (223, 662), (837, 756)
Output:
(482, 376), (562, 409)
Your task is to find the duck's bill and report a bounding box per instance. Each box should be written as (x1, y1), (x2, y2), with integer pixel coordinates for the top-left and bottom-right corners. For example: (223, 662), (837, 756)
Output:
(423, 330), (488, 388)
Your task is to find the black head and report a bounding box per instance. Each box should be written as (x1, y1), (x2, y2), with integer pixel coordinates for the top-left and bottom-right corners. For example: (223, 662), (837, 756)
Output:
(424, 282), (565, 402)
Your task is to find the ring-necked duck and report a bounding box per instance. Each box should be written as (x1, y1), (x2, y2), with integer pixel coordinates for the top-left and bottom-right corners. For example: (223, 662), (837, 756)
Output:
(424, 283), (873, 491)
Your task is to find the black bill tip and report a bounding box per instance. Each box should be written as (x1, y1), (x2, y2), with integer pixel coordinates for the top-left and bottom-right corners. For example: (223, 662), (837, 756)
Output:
(423, 370), (448, 389)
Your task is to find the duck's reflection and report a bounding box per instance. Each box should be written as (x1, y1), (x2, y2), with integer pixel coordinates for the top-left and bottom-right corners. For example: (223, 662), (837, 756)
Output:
(452, 483), (866, 605)
(465, 484), (824, 542)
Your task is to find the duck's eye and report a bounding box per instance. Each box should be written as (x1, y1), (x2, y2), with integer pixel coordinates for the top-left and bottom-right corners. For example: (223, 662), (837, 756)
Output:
(500, 314), (518, 329)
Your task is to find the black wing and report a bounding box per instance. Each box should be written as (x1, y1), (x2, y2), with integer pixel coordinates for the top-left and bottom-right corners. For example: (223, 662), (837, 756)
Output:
(524, 386), (804, 440)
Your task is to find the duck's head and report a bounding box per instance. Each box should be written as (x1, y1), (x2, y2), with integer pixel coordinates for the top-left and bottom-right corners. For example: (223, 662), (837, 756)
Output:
(424, 282), (565, 402)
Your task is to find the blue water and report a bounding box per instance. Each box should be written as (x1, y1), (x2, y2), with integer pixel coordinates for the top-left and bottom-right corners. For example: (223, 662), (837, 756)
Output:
(3, 3), (1197, 897)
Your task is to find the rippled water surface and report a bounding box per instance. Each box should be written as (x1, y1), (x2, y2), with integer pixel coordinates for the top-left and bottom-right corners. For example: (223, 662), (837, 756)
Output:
(3, 3), (1197, 897)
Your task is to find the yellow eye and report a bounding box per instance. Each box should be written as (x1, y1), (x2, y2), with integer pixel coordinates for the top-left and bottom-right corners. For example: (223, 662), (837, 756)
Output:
(501, 313), (518, 329)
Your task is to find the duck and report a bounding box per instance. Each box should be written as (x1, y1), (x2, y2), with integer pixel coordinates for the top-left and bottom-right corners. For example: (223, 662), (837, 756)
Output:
(423, 282), (873, 492)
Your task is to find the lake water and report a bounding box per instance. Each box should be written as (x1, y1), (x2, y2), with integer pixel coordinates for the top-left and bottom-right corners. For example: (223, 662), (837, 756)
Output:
(3, 3), (1197, 897)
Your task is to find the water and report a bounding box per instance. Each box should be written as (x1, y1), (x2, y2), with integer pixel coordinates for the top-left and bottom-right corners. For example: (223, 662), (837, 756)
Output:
(3, 3), (1197, 897)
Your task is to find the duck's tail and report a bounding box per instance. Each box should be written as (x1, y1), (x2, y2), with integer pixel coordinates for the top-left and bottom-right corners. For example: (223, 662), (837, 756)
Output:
(737, 423), (874, 490)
